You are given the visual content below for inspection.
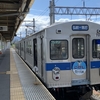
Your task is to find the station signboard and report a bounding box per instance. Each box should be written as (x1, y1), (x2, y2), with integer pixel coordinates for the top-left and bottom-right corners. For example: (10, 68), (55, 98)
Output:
(0, 26), (8, 31)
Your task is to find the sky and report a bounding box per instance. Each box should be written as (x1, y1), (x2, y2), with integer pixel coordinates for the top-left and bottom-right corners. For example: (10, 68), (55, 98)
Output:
(16, 0), (100, 37)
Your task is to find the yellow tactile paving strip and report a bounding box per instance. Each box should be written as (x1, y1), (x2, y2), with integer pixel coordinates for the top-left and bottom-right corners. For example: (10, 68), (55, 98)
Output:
(10, 49), (25, 100)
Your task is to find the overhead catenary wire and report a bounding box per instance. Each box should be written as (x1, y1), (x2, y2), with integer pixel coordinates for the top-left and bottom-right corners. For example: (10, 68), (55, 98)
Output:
(24, 0), (60, 29)
(23, 0), (85, 30)
(21, 0), (94, 32)
(35, 0), (60, 19)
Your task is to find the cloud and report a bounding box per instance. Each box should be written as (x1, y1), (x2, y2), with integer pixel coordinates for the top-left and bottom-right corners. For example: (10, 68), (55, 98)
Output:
(24, 14), (50, 31)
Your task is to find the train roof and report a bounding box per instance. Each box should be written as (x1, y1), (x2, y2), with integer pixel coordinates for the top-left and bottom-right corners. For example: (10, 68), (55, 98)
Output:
(47, 21), (100, 28)
(19, 21), (100, 40)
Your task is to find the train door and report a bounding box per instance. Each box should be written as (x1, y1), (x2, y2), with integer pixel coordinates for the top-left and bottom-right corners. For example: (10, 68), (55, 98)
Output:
(33, 39), (37, 67)
(71, 35), (90, 85)
(91, 39), (100, 84)
(40, 36), (44, 78)
(24, 41), (26, 60)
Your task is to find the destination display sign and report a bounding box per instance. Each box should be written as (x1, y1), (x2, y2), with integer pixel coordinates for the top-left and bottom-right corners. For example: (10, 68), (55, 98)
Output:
(72, 24), (89, 31)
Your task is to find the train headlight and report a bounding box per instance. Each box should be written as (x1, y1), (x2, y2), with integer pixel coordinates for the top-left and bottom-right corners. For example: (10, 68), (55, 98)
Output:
(52, 67), (60, 81)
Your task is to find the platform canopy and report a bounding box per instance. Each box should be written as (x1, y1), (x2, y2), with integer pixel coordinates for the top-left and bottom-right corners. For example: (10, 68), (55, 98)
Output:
(0, 0), (34, 41)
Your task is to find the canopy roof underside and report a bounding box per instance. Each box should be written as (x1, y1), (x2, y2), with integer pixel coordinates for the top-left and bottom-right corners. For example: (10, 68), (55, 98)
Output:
(0, 0), (34, 41)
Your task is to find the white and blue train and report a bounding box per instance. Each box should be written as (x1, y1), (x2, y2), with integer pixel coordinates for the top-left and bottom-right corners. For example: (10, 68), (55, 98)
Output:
(15, 21), (100, 99)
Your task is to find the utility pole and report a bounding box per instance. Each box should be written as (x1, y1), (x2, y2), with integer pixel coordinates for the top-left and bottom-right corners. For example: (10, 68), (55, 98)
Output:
(49, 0), (55, 25)
(33, 18), (35, 33)
(23, 18), (35, 35)
(20, 32), (21, 39)
(82, 0), (85, 7)
(25, 28), (27, 36)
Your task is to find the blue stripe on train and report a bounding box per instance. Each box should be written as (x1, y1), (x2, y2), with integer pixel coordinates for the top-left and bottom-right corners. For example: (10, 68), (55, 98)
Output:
(46, 61), (100, 71)
(91, 61), (100, 68)
(46, 63), (70, 71)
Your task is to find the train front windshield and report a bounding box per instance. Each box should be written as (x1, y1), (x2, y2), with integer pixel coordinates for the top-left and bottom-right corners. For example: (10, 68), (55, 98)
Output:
(50, 40), (68, 60)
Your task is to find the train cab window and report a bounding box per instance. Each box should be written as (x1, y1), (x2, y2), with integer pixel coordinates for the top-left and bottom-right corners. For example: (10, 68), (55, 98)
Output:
(50, 40), (68, 60)
(72, 38), (84, 58)
(92, 39), (100, 58)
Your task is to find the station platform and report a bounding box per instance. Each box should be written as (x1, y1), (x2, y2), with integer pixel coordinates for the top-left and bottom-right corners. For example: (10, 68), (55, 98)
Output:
(0, 48), (55, 100)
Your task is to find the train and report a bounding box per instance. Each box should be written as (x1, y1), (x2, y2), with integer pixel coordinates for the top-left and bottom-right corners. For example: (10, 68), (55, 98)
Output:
(15, 21), (100, 99)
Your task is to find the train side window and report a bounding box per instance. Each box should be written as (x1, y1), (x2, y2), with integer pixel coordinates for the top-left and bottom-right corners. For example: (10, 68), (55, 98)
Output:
(29, 40), (32, 54)
(50, 40), (68, 60)
(21, 43), (23, 51)
(26, 41), (28, 53)
(72, 38), (84, 58)
(0, 35), (1, 50)
(26, 40), (32, 54)
(92, 39), (100, 58)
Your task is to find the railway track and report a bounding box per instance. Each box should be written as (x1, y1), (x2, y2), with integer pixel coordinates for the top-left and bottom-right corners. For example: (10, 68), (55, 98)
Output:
(50, 89), (100, 100)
